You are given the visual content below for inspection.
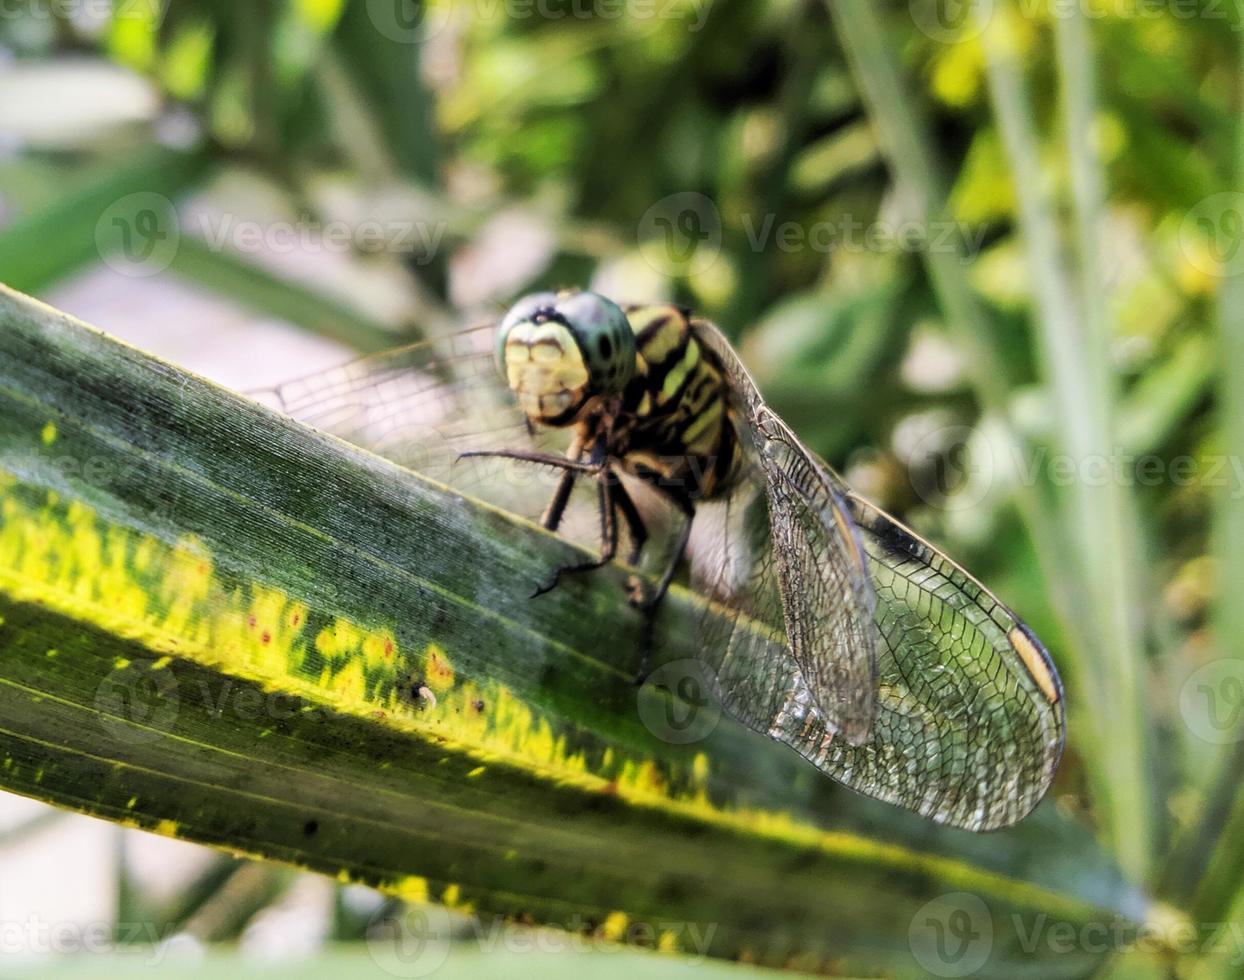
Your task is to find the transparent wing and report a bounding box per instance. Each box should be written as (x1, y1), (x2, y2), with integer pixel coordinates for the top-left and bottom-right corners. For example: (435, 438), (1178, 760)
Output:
(687, 320), (1064, 829)
(249, 324), (599, 542)
(830, 484), (1065, 828)
(688, 319), (880, 746)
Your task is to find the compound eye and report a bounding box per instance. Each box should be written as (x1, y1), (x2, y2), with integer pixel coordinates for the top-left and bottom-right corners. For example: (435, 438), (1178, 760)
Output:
(557, 291), (636, 395)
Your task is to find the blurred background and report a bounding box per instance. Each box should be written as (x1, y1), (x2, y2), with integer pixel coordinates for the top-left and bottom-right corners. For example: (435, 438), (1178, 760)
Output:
(0, 0), (1242, 975)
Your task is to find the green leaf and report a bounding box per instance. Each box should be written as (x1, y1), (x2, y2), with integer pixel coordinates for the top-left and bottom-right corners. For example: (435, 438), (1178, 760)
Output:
(0, 147), (211, 294)
(0, 284), (1141, 971)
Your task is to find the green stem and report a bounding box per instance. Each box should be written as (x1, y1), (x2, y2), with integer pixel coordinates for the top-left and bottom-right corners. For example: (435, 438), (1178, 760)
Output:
(1048, 7), (1151, 880)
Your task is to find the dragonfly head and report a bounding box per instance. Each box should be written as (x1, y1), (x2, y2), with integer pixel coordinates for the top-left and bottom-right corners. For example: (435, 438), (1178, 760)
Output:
(496, 290), (636, 425)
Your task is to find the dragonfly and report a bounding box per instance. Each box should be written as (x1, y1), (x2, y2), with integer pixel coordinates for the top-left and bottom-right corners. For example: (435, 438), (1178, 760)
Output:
(259, 289), (1065, 831)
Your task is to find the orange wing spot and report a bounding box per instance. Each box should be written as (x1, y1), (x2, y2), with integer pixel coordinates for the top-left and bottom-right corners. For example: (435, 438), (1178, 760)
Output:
(1008, 625), (1060, 704)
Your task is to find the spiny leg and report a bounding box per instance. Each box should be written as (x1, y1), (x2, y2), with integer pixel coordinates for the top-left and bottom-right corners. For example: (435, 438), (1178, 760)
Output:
(611, 478), (649, 567)
(541, 469), (576, 532)
(532, 469), (617, 598)
(632, 492), (695, 684)
(458, 448), (598, 475)
(461, 437), (625, 597)
(455, 444), (598, 535)
(650, 497), (695, 610)
(610, 478), (649, 607)
(539, 433), (585, 532)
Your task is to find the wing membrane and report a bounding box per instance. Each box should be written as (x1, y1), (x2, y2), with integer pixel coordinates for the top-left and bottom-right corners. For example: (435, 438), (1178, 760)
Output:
(688, 319), (880, 745)
(830, 485), (1065, 827)
(249, 324), (598, 539)
(687, 318), (1063, 828)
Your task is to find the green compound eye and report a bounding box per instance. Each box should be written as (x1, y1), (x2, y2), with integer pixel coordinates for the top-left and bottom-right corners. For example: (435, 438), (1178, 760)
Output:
(551, 290), (635, 396)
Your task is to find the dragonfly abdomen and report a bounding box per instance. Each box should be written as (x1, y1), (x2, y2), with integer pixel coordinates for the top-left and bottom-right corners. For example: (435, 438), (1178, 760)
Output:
(618, 304), (742, 500)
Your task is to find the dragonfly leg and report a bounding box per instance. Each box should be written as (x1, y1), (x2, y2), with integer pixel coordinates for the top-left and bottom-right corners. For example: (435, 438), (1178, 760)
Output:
(531, 470), (617, 598)
(611, 478), (649, 565)
(539, 433), (586, 532)
(541, 470), (576, 532)
(609, 478), (652, 608)
(648, 498), (695, 611)
(458, 448), (599, 474)
(633, 496), (695, 685)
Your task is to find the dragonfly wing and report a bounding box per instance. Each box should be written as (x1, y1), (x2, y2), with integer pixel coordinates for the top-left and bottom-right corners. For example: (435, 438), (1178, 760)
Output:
(249, 324), (595, 536)
(830, 484), (1065, 828)
(688, 319), (880, 746)
(687, 319), (1063, 827)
